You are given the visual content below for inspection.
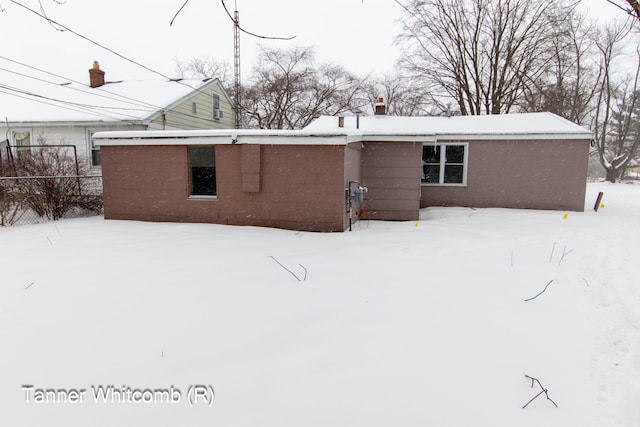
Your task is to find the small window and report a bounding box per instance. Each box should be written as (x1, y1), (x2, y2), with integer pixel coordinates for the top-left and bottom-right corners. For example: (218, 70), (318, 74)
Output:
(212, 92), (222, 120)
(12, 130), (31, 160)
(422, 143), (467, 185)
(88, 131), (101, 167)
(189, 146), (216, 196)
(192, 102), (197, 115)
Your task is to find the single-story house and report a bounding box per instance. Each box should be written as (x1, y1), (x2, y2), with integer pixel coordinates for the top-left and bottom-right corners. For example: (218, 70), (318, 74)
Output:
(94, 110), (592, 232)
(0, 62), (235, 169)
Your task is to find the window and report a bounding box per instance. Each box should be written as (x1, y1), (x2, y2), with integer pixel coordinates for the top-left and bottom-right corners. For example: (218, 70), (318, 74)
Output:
(192, 102), (197, 115)
(422, 143), (467, 185)
(12, 130), (31, 160)
(212, 92), (222, 119)
(88, 131), (101, 167)
(189, 147), (216, 196)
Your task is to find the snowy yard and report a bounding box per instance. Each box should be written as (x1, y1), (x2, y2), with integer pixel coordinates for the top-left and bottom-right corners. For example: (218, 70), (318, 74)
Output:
(1, 182), (639, 427)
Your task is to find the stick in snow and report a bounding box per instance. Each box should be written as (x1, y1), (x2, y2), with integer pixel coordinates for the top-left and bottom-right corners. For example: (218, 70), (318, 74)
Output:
(523, 375), (558, 408)
(557, 245), (574, 266)
(548, 242), (556, 263)
(524, 280), (556, 302)
(268, 256), (306, 282)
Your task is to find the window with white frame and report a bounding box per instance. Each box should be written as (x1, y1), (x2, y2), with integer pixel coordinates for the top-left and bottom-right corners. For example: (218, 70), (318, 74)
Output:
(87, 130), (101, 167)
(421, 143), (468, 185)
(12, 129), (31, 160)
(189, 146), (217, 196)
(212, 92), (222, 120)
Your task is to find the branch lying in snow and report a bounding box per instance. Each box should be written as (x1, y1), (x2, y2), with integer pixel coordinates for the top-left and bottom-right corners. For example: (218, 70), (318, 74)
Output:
(268, 256), (307, 282)
(24, 282), (35, 290)
(523, 375), (558, 409)
(524, 280), (556, 302)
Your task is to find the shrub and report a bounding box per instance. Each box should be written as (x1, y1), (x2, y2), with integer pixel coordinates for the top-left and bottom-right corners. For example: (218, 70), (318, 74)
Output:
(5, 144), (102, 221)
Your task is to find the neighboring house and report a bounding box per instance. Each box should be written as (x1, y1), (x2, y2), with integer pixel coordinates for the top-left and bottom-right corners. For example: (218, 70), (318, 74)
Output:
(0, 62), (235, 169)
(94, 108), (592, 232)
(625, 166), (640, 179)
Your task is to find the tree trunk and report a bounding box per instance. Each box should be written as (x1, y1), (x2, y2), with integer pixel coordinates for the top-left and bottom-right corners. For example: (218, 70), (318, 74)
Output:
(606, 166), (619, 183)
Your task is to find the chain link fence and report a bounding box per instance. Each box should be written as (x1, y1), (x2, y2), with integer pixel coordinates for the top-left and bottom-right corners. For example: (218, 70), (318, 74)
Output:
(0, 175), (103, 227)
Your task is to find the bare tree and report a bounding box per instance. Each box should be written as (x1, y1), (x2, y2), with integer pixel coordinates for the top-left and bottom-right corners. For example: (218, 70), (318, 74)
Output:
(592, 19), (640, 182)
(241, 46), (370, 129)
(397, 0), (572, 115)
(627, 0), (640, 19)
(365, 73), (434, 116)
(174, 56), (232, 88)
(604, 0), (640, 20)
(519, 9), (599, 124)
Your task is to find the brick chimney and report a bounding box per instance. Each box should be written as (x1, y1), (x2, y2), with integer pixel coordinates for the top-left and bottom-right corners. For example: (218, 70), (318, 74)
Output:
(89, 61), (105, 88)
(374, 96), (386, 115)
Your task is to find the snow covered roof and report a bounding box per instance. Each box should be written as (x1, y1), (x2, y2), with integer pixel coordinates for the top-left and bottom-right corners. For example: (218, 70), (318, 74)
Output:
(305, 112), (592, 140)
(93, 112), (592, 147)
(0, 75), (221, 124)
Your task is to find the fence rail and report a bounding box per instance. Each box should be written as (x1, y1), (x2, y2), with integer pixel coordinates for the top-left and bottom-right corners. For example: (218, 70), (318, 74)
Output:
(0, 175), (103, 227)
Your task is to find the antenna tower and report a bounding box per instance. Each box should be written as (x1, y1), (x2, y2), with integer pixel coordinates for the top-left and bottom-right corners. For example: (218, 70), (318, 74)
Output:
(234, 3), (241, 129)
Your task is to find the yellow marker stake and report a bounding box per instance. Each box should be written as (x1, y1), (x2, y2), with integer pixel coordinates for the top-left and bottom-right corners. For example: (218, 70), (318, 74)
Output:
(415, 221), (419, 227)
(601, 204), (605, 209)
(563, 213), (568, 219)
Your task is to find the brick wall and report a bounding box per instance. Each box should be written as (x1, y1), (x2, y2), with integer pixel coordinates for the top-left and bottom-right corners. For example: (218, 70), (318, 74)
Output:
(102, 144), (349, 231)
(420, 139), (590, 211)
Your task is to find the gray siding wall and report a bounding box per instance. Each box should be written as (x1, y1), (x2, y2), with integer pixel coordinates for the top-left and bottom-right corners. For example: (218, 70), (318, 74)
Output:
(343, 142), (363, 229)
(360, 141), (421, 221)
(420, 139), (590, 211)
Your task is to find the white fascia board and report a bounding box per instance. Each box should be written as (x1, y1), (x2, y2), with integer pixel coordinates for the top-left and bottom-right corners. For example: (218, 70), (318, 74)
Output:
(433, 132), (592, 140)
(237, 134), (349, 145)
(95, 135), (234, 146)
(358, 133), (437, 143)
(2, 120), (143, 128)
(93, 130), (351, 146)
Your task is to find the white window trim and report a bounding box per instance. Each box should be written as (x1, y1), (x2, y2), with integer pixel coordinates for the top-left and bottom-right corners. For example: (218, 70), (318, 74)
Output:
(421, 142), (469, 187)
(188, 195), (218, 200)
(10, 128), (32, 145)
(212, 92), (222, 120)
(87, 129), (102, 168)
(10, 128), (32, 158)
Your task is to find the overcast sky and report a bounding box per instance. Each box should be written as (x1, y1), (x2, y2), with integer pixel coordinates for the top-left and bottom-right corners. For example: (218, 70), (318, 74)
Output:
(0, 0), (625, 87)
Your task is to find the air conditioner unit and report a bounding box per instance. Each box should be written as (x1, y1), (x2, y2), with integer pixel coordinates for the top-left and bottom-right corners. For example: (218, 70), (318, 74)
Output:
(213, 109), (223, 120)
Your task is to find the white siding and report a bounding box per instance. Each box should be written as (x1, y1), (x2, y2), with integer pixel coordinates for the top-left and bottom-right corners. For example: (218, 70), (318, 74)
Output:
(0, 124), (146, 170)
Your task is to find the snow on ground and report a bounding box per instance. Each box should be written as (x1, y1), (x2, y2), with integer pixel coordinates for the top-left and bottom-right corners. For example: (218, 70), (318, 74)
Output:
(1, 182), (639, 427)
